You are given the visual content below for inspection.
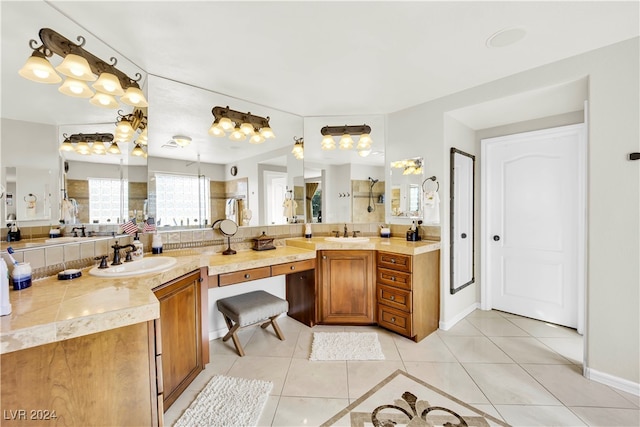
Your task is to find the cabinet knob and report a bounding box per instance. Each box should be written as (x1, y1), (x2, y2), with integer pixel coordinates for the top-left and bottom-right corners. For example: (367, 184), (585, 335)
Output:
(322, 255), (327, 259)
(390, 317), (396, 323)
(391, 276), (396, 281)
(390, 258), (396, 263)
(244, 274), (250, 279)
(290, 266), (295, 270)
(390, 295), (395, 301)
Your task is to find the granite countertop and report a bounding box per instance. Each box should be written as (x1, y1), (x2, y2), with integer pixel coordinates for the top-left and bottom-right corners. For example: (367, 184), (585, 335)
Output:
(0, 237), (439, 355)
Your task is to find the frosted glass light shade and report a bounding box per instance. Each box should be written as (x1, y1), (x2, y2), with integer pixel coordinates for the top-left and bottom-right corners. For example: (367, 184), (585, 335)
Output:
(116, 119), (134, 134)
(131, 144), (145, 157)
(249, 133), (265, 144)
(229, 127), (246, 142)
(75, 141), (91, 155)
(339, 134), (354, 150)
(89, 92), (119, 109)
(121, 86), (148, 107)
(19, 54), (62, 83)
(240, 122), (255, 135)
(91, 141), (107, 154)
(208, 122), (226, 137)
(259, 126), (275, 139)
(107, 142), (121, 154)
(218, 117), (234, 131)
(59, 139), (74, 152)
(92, 72), (125, 96)
(55, 54), (95, 81)
(58, 78), (94, 98)
(357, 134), (372, 149)
(321, 135), (336, 150)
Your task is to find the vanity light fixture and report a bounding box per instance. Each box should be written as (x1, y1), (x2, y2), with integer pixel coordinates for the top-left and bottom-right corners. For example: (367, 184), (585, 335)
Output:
(208, 106), (275, 143)
(59, 133), (114, 156)
(391, 157), (423, 175)
(19, 28), (148, 109)
(114, 108), (147, 154)
(292, 137), (304, 160)
(320, 124), (373, 157)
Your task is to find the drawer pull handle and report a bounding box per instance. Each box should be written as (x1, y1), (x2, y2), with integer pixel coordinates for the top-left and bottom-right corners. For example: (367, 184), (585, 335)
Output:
(244, 274), (250, 279)
(390, 295), (395, 301)
(391, 276), (396, 281)
(390, 317), (396, 323)
(390, 258), (396, 263)
(290, 266), (295, 270)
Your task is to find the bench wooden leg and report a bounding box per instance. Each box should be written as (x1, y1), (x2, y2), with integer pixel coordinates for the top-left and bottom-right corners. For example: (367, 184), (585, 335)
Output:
(261, 315), (285, 341)
(222, 315), (245, 357)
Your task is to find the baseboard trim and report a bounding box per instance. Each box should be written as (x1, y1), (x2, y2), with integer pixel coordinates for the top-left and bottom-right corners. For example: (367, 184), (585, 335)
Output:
(439, 302), (480, 331)
(585, 367), (640, 396)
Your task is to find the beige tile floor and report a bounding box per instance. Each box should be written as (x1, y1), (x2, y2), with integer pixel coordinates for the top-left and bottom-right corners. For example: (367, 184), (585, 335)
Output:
(164, 309), (639, 426)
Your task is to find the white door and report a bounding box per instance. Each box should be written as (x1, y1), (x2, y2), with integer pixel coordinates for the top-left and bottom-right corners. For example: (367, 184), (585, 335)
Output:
(482, 124), (585, 329)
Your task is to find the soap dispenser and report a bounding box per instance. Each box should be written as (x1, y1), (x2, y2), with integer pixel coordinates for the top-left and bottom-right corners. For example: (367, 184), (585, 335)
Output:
(304, 224), (312, 239)
(132, 232), (144, 261)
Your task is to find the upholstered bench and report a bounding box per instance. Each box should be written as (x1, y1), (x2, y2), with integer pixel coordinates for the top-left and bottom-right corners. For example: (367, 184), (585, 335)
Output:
(216, 290), (289, 356)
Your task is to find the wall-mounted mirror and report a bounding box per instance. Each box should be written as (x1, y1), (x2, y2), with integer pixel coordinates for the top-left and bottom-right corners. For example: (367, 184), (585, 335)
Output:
(146, 75), (304, 228)
(302, 116), (386, 224)
(389, 157), (424, 221)
(450, 148), (475, 294)
(1, 2), (148, 236)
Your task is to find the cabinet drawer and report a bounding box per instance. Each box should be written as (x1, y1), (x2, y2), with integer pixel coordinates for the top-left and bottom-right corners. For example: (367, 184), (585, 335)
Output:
(271, 258), (316, 276)
(377, 284), (412, 312)
(378, 305), (412, 337)
(377, 267), (412, 290)
(377, 252), (412, 272)
(218, 266), (271, 286)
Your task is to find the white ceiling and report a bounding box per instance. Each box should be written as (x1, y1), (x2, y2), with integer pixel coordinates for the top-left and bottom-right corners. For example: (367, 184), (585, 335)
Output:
(2, 1), (638, 165)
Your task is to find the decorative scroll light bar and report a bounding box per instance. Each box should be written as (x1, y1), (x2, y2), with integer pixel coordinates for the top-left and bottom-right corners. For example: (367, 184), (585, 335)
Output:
(114, 108), (148, 156)
(59, 132), (117, 156)
(391, 157), (423, 175)
(19, 28), (148, 109)
(208, 106), (275, 144)
(320, 124), (373, 157)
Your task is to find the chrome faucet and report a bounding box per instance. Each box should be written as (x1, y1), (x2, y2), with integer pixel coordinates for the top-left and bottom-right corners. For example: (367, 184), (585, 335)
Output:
(343, 224), (348, 238)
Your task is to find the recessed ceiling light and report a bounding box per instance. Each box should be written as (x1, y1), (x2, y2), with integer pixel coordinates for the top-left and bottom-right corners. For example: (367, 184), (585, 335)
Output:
(486, 27), (527, 48)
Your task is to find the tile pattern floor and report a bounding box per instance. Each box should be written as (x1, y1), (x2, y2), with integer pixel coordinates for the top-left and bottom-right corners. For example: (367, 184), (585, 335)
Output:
(164, 310), (640, 426)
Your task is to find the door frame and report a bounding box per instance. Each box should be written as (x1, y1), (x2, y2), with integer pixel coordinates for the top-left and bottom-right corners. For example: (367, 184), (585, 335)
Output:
(480, 123), (587, 335)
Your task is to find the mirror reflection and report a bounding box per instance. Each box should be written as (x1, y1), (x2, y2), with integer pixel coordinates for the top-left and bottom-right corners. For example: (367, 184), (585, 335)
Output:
(389, 157), (424, 220)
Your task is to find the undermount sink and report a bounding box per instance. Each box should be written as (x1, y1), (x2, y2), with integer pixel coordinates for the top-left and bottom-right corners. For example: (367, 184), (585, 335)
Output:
(324, 236), (370, 243)
(89, 256), (177, 278)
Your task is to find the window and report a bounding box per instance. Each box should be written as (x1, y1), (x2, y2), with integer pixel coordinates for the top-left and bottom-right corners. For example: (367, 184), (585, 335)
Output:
(155, 173), (210, 227)
(89, 178), (128, 224)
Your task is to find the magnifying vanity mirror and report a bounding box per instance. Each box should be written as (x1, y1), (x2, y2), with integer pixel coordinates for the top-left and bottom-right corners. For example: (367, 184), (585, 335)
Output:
(214, 218), (238, 255)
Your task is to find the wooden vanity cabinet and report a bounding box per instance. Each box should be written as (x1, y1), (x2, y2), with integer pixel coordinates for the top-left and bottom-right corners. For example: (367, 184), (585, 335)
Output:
(318, 250), (376, 324)
(153, 270), (206, 410)
(376, 250), (440, 342)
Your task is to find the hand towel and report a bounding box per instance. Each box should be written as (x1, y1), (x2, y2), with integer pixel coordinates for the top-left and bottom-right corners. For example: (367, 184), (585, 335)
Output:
(423, 191), (440, 224)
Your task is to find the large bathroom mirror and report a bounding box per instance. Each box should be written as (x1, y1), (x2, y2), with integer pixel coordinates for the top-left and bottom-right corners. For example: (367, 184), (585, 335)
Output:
(389, 157), (424, 222)
(146, 75), (304, 228)
(1, 2), (149, 237)
(302, 116), (386, 225)
(450, 148), (475, 294)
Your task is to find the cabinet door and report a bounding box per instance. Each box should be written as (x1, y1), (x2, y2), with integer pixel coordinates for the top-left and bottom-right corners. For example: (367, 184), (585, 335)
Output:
(319, 250), (375, 324)
(286, 268), (316, 327)
(154, 270), (203, 410)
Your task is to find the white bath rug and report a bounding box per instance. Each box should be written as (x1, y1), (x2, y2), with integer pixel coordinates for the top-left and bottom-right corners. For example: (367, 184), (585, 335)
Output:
(309, 331), (385, 361)
(173, 375), (273, 427)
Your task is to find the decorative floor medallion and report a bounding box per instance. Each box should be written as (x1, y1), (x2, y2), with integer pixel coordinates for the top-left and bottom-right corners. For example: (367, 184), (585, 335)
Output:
(321, 370), (510, 427)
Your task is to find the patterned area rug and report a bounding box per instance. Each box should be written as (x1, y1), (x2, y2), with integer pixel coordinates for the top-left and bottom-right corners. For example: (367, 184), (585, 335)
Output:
(173, 375), (273, 427)
(310, 332), (385, 361)
(321, 370), (511, 427)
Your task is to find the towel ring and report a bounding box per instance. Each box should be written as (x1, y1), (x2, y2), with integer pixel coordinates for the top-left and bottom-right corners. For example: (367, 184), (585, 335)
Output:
(422, 176), (439, 192)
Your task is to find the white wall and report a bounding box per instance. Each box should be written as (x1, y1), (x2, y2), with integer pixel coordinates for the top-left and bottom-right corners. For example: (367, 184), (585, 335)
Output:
(387, 37), (640, 387)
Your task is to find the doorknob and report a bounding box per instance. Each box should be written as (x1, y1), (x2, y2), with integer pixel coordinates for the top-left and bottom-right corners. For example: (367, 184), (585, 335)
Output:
(461, 233), (467, 239)
(493, 235), (500, 241)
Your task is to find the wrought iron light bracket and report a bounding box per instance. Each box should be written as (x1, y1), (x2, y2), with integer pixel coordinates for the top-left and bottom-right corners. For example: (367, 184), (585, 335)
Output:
(321, 124), (371, 136)
(211, 106), (271, 130)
